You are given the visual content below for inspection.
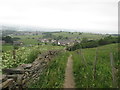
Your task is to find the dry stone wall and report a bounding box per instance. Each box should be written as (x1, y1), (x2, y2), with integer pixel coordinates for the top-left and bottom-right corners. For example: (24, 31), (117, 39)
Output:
(0, 50), (60, 90)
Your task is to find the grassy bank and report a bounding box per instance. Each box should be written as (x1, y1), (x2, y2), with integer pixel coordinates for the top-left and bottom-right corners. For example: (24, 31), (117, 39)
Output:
(2, 44), (13, 52)
(29, 51), (69, 88)
(72, 43), (119, 88)
(2, 45), (64, 69)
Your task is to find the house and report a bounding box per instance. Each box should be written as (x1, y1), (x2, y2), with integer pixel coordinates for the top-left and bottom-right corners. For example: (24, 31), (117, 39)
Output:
(13, 41), (23, 45)
(57, 40), (74, 46)
(74, 40), (81, 43)
(58, 42), (61, 45)
(0, 40), (5, 44)
(38, 39), (49, 43)
(51, 39), (56, 43)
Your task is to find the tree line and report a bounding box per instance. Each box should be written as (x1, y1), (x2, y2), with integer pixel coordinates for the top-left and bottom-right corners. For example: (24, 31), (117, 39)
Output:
(67, 35), (120, 51)
(2, 36), (20, 44)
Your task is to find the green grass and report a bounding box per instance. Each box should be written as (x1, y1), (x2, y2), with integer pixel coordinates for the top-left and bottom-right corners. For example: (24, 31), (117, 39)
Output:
(2, 45), (64, 69)
(29, 51), (70, 88)
(72, 43), (118, 88)
(52, 32), (106, 40)
(80, 33), (106, 40)
(2, 44), (13, 52)
(12, 35), (43, 39)
(20, 38), (39, 45)
(11, 32), (107, 46)
(12, 35), (43, 45)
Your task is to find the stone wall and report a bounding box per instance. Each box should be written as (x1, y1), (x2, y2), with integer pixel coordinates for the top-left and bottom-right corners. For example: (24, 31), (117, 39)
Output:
(0, 50), (60, 90)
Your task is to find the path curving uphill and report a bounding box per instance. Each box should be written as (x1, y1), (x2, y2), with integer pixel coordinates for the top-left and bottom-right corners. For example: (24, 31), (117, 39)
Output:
(64, 54), (75, 88)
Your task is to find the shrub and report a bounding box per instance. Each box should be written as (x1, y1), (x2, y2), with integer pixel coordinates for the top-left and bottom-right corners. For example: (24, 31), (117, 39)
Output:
(81, 40), (98, 48)
(25, 49), (41, 63)
(66, 35), (119, 51)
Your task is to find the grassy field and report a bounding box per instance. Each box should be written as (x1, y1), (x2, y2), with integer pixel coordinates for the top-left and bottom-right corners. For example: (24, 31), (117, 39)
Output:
(11, 32), (107, 46)
(2, 31), (119, 88)
(72, 43), (119, 88)
(52, 32), (106, 40)
(2, 45), (64, 69)
(29, 51), (69, 88)
(2, 44), (13, 52)
(12, 35), (42, 45)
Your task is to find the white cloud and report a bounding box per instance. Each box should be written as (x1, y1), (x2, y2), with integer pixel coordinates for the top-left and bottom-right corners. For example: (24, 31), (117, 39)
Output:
(0, 0), (118, 33)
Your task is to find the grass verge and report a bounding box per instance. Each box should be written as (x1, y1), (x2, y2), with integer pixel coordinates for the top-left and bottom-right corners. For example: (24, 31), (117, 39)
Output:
(72, 43), (118, 88)
(29, 51), (69, 88)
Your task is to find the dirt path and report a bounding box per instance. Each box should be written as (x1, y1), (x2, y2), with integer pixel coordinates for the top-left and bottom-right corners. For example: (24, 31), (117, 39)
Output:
(63, 54), (75, 88)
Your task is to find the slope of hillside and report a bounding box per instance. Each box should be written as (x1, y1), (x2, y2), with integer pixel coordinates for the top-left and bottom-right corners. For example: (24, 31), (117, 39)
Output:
(29, 51), (69, 88)
(72, 43), (119, 88)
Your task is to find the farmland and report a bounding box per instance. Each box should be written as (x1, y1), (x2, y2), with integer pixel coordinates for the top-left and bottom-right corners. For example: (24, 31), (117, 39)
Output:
(1, 45), (64, 69)
(11, 35), (43, 45)
(72, 43), (119, 88)
(0, 0), (119, 88)
(26, 43), (119, 88)
(11, 32), (107, 45)
(1, 30), (120, 88)
(1, 31), (109, 52)
(2, 44), (13, 52)
(29, 51), (69, 88)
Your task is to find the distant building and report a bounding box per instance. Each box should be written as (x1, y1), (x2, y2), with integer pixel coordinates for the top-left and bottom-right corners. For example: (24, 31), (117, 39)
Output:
(57, 40), (74, 46)
(13, 41), (23, 45)
(58, 42), (61, 45)
(38, 39), (55, 43)
(0, 40), (5, 44)
(51, 39), (56, 43)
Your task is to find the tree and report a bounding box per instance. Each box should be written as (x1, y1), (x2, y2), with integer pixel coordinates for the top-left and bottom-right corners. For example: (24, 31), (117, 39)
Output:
(55, 36), (63, 40)
(79, 32), (82, 35)
(43, 33), (55, 39)
(2, 36), (13, 43)
(48, 38), (52, 42)
(81, 38), (88, 43)
(65, 37), (68, 39)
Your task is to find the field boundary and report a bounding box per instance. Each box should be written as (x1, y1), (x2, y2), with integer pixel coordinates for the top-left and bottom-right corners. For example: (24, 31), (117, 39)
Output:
(0, 50), (60, 89)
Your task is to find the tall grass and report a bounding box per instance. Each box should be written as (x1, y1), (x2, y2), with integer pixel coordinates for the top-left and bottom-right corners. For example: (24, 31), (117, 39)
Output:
(2, 45), (64, 68)
(25, 49), (41, 63)
(29, 51), (69, 88)
(2, 44), (13, 52)
(72, 43), (118, 88)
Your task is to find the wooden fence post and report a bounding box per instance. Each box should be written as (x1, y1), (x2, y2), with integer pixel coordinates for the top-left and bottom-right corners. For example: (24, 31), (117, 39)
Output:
(80, 49), (87, 67)
(13, 50), (16, 59)
(110, 52), (117, 88)
(93, 48), (98, 80)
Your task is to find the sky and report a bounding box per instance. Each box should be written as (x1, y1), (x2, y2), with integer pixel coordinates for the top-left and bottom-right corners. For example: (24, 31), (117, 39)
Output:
(0, 0), (119, 33)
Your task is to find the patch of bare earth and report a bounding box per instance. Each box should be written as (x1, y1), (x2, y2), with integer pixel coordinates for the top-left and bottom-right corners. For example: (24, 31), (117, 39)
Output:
(63, 54), (75, 88)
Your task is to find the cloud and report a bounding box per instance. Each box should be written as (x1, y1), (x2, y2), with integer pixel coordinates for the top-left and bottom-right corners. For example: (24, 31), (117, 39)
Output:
(0, 0), (118, 33)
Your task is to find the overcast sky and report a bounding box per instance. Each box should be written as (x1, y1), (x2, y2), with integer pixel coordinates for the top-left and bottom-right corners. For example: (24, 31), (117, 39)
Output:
(0, 0), (119, 33)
